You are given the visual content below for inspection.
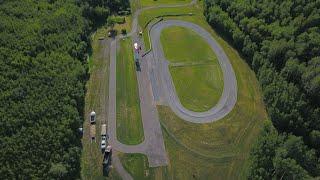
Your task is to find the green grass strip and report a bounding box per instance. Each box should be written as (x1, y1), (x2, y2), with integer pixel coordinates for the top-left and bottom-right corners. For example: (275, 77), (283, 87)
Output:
(116, 38), (144, 145)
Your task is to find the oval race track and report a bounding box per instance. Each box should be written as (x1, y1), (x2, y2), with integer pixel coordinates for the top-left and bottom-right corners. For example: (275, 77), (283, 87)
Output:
(149, 20), (238, 123)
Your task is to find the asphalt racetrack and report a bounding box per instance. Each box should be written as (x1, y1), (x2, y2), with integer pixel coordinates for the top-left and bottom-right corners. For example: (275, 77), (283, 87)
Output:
(149, 20), (237, 123)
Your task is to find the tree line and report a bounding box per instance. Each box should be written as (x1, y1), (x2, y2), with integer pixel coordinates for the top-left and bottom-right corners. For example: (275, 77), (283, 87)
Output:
(0, 0), (129, 179)
(204, 0), (319, 178)
(83, 0), (130, 26)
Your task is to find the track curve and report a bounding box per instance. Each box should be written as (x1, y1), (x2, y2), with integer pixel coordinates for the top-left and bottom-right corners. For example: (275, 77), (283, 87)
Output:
(149, 20), (237, 123)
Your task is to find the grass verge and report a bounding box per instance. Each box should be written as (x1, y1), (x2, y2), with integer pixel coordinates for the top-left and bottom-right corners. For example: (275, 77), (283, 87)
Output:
(116, 37), (144, 145)
(81, 27), (121, 180)
(119, 153), (168, 180)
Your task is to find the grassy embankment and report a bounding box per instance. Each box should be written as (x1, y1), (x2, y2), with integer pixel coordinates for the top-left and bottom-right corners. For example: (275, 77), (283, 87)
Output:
(81, 27), (121, 180)
(160, 26), (223, 111)
(140, 0), (191, 7)
(119, 1), (268, 179)
(116, 37), (144, 145)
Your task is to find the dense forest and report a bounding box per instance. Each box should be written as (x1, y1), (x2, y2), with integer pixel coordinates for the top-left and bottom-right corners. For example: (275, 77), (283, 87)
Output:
(204, 0), (320, 178)
(0, 0), (128, 179)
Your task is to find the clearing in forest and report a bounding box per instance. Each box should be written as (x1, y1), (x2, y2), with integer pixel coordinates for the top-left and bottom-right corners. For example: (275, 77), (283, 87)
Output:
(117, 1), (267, 179)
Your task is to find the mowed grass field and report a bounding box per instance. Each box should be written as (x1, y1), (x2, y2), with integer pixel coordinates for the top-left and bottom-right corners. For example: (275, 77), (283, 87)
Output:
(161, 26), (223, 111)
(81, 28), (121, 180)
(118, 1), (267, 179)
(140, 0), (191, 7)
(119, 153), (167, 180)
(160, 26), (218, 63)
(116, 37), (144, 145)
(170, 65), (223, 112)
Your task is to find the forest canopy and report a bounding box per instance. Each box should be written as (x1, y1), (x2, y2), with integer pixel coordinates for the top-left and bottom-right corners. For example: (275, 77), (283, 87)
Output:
(204, 0), (320, 178)
(0, 0), (128, 179)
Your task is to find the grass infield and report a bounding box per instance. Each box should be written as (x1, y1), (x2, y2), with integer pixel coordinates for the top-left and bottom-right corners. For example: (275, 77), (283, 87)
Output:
(161, 26), (224, 111)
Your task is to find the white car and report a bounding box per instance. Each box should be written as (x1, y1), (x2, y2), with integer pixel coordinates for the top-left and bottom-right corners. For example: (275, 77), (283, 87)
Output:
(90, 111), (96, 124)
(134, 42), (138, 50)
(101, 136), (107, 150)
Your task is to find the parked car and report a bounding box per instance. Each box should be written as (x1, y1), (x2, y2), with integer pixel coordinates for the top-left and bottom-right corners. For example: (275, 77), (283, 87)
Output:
(101, 136), (107, 150)
(90, 111), (96, 124)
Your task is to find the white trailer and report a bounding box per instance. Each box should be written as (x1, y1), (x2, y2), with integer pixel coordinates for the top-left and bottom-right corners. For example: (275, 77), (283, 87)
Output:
(101, 124), (107, 137)
(101, 124), (107, 150)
